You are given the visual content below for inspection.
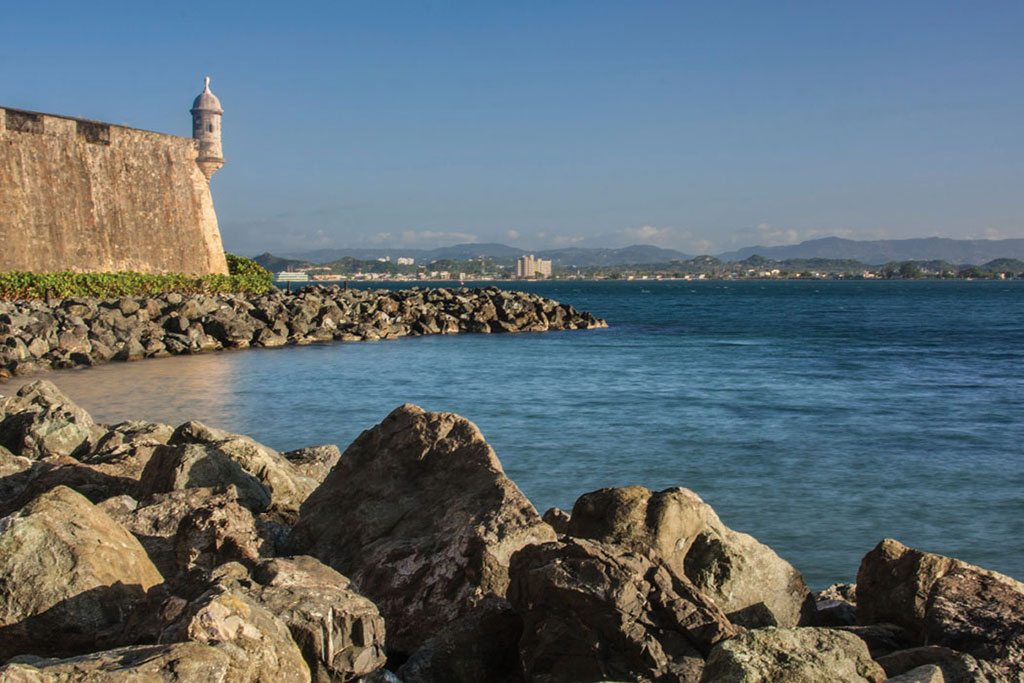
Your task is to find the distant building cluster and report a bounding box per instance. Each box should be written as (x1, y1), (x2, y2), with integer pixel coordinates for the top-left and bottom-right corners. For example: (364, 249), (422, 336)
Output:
(515, 254), (553, 279)
(397, 256), (415, 265)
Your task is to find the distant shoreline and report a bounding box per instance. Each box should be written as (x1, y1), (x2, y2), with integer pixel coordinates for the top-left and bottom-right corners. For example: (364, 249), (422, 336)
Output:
(280, 275), (1024, 286)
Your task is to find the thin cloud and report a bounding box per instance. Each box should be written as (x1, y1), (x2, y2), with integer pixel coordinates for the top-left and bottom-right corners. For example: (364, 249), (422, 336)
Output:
(728, 224), (864, 248)
(398, 230), (479, 246)
(621, 225), (675, 244)
(534, 231), (585, 247)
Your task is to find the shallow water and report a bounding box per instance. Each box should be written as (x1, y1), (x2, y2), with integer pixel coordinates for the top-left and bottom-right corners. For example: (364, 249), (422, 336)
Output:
(8, 280), (1024, 588)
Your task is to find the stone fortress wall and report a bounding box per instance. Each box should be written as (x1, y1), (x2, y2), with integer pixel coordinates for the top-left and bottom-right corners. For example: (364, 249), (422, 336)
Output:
(0, 90), (229, 275)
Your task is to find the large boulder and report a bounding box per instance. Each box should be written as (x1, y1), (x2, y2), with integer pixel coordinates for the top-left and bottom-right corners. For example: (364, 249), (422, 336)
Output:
(924, 565), (1024, 679)
(0, 642), (235, 681)
(139, 421), (318, 521)
(288, 404), (556, 655)
(508, 537), (740, 683)
(857, 539), (958, 634)
(857, 539), (1024, 678)
(567, 486), (708, 572)
(699, 627), (887, 683)
(251, 556), (387, 682)
(0, 380), (98, 459)
(566, 485), (814, 628)
(684, 504), (815, 628)
(0, 486), (164, 661)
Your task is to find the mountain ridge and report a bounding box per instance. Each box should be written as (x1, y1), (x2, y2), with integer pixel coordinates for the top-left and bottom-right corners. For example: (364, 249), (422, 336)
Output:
(717, 236), (1024, 265)
(260, 237), (1024, 268)
(279, 243), (692, 267)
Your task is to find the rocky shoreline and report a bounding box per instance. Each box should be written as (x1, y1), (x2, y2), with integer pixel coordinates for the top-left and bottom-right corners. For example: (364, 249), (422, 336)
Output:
(0, 381), (1020, 682)
(0, 286), (607, 379)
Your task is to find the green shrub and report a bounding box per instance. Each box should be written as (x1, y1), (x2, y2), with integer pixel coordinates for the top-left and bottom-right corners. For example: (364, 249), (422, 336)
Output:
(0, 254), (276, 300)
(226, 253), (275, 289)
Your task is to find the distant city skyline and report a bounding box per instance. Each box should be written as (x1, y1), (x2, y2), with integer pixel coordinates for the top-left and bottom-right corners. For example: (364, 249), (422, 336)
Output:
(3, 2), (1022, 255)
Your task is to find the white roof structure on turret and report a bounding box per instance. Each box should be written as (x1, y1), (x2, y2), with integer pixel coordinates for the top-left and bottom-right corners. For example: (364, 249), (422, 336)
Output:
(191, 76), (223, 114)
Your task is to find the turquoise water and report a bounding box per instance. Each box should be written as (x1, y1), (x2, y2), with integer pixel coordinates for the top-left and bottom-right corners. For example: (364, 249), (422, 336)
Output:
(16, 280), (1024, 588)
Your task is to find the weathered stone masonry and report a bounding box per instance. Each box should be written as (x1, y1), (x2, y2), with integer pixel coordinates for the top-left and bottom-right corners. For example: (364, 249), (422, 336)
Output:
(0, 83), (229, 275)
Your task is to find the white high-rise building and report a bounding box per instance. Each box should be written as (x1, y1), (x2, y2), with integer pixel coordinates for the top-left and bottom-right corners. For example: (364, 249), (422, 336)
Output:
(515, 255), (552, 279)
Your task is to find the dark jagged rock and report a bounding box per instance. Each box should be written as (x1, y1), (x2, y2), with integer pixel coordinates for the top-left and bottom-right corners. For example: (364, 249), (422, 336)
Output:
(288, 404), (556, 655)
(508, 537), (740, 682)
(924, 565), (1024, 679)
(857, 538), (1024, 679)
(857, 538), (958, 636)
(0, 287), (607, 377)
(0, 380), (98, 459)
(814, 583), (858, 627)
(398, 597), (524, 683)
(835, 623), (915, 659)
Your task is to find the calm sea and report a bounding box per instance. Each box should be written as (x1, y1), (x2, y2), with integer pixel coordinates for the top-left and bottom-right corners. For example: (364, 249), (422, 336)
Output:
(9, 280), (1023, 588)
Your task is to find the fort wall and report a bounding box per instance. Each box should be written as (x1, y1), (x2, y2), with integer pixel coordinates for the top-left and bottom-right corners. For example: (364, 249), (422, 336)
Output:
(0, 107), (228, 275)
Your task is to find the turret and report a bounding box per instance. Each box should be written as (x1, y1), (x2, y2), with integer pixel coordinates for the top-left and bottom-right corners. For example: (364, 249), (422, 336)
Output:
(191, 76), (224, 179)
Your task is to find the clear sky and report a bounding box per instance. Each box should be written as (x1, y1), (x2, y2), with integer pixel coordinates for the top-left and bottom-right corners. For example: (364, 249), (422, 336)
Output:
(3, 1), (1022, 255)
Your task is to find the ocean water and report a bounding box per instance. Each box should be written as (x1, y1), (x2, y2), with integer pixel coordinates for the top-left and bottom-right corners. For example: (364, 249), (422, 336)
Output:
(9, 280), (1023, 588)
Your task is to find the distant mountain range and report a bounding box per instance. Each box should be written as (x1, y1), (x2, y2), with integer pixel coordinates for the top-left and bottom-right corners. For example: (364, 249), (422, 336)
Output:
(261, 237), (1024, 268)
(278, 243), (692, 267)
(717, 237), (1024, 265)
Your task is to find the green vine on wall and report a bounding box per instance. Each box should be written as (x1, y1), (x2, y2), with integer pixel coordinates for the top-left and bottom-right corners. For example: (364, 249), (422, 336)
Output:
(0, 255), (275, 301)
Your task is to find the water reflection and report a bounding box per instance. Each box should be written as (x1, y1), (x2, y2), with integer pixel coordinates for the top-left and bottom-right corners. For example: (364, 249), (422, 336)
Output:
(7, 351), (248, 429)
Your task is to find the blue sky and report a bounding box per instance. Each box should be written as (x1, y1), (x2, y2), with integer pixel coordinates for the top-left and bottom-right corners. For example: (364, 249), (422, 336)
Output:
(3, 2), (1022, 255)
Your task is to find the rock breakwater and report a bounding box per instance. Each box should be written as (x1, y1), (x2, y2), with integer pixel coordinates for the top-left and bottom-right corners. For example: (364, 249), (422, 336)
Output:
(0, 286), (607, 379)
(0, 381), (1021, 681)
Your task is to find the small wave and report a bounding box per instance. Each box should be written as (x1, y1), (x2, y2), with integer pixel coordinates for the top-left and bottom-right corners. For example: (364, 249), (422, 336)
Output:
(708, 339), (770, 346)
